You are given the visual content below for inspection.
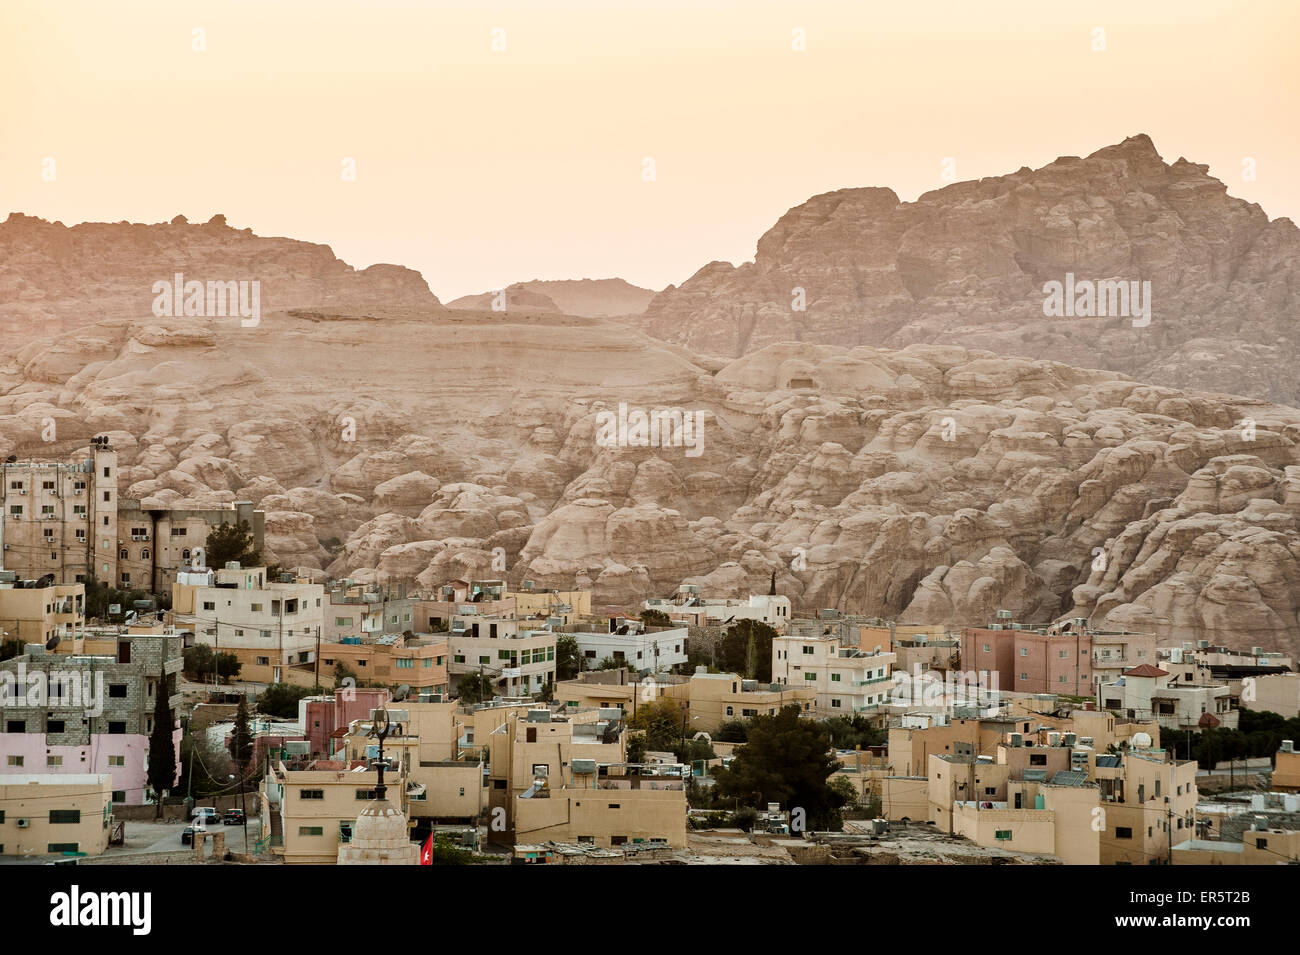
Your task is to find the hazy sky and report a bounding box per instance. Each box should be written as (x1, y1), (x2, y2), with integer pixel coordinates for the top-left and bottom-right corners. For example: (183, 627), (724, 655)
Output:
(3, 0), (1297, 300)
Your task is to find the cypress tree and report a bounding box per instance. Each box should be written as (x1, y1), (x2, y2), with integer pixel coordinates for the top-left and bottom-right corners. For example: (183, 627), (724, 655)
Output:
(146, 663), (177, 818)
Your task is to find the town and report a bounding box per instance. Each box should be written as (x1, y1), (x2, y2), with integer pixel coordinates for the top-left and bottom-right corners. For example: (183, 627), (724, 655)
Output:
(1, 446), (1296, 867)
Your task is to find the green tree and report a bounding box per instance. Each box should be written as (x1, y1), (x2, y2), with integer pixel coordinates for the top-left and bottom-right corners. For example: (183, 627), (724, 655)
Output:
(230, 696), (254, 771)
(626, 732), (648, 763)
(456, 672), (494, 704)
(256, 682), (315, 719)
(629, 697), (684, 753)
(820, 715), (886, 750)
(716, 619), (777, 681)
(555, 635), (581, 681)
(712, 705), (848, 831)
(639, 609), (672, 628)
(596, 656), (619, 671)
(146, 664), (177, 818)
(333, 660), (357, 687)
(205, 520), (260, 568)
(183, 644), (241, 683)
(714, 720), (748, 743)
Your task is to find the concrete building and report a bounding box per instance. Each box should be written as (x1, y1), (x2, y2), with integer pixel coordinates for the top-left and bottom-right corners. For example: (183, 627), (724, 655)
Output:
(0, 631), (183, 804)
(772, 634), (895, 716)
(172, 563), (324, 683)
(261, 758), (410, 864)
(323, 583), (415, 643)
(1093, 744), (1199, 865)
(553, 669), (690, 715)
(644, 590), (791, 633)
(962, 619), (1155, 696)
(1, 438), (264, 594)
(1274, 741), (1300, 792)
(315, 635), (448, 695)
(446, 613), (555, 698)
(680, 668), (816, 732)
(0, 773), (114, 858)
(558, 619), (689, 674)
(1097, 663), (1238, 731)
(951, 776), (1101, 865)
(0, 576), (85, 650)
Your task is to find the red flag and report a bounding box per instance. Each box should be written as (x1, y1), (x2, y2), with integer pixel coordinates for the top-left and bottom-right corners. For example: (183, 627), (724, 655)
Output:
(420, 833), (432, 865)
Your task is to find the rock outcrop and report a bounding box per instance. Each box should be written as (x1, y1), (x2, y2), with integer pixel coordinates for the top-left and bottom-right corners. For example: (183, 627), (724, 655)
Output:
(638, 135), (1300, 405)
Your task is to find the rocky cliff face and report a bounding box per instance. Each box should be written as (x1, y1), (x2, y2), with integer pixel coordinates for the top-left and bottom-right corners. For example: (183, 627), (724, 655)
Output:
(447, 278), (656, 317)
(4, 303), (1300, 660)
(0, 213), (439, 349)
(640, 135), (1300, 405)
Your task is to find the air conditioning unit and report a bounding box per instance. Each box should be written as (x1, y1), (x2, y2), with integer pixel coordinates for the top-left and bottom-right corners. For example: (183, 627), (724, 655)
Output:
(18, 490), (26, 496)
(74, 489), (82, 495)
(16, 818), (29, 828)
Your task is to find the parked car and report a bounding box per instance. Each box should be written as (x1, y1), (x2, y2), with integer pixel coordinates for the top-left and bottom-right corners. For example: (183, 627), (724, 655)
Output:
(223, 809), (246, 826)
(181, 826), (196, 846)
(191, 807), (219, 825)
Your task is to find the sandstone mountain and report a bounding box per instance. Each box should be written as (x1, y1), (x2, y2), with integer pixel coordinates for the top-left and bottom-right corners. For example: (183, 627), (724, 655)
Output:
(448, 278), (656, 318)
(3, 301), (1300, 661)
(0, 212), (438, 349)
(639, 135), (1300, 405)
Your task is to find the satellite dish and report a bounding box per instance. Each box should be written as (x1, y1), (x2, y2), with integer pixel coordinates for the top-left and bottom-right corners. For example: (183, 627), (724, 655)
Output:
(392, 684), (411, 702)
(45, 634), (61, 651)
(4, 454), (16, 463)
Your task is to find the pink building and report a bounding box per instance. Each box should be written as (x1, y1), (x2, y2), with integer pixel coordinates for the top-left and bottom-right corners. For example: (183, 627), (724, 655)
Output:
(303, 687), (389, 755)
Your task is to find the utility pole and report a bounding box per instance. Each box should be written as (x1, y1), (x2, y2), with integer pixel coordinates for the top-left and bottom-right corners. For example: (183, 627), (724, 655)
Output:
(314, 626), (321, 690)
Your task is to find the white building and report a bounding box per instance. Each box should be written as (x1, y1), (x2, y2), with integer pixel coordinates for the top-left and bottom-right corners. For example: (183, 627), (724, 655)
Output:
(645, 591), (791, 633)
(1097, 664), (1238, 731)
(446, 613), (554, 698)
(772, 635), (896, 716)
(556, 621), (689, 674)
(171, 563), (324, 683)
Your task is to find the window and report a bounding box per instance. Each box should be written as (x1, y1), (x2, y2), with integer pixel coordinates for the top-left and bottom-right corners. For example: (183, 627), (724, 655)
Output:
(141, 548), (149, 559)
(108, 722), (126, 734)
(339, 822), (354, 844)
(6, 720), (24, 733)
(49, 810), (81, 824)
(6, 756), (23, 767)
(47, 720), (65, 734)
(1020, 672), (1028, 681)
(607, 803), (621, 810)
(202, 601), (215, 611)
(355, 789), (378, 800)
(831, 673), (841, 682)
(300, 789), (324, 800)
(831, 699), (841, 708)
(48, 843), (79, 854)
(994, 830), (1012, 841)
(298, 827), (324, 837)
(1115, 827), (1133, 839)
(109, 683), (127, 698)
(395, 659), (413, 669)
(1019, 648), (1028, 656)
(803, 672), (816, 681)
(47, 755), (63, 766)
(112, 791), (126, 802)
(108, 755), (125, 767)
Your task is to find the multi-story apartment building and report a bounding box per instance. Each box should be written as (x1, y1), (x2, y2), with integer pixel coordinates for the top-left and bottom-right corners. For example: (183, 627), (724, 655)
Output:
(446, 612), (555, 698)
(557, 619), (689, 674)
(962, 618), (1155, 696)
(0, 437), (264, 594)
(0, 575), (85, 649)
(261, 758), (410, 864)
(1097, 663), (1238, 731)
(644, 590), (791, 633)
(172, 563), (324, 683)
(0, 773), (114, 858)
(316, 635), (448, 695)
(680, 668), (816, 732)
(772, 635), (895, 716)
(0, 631), (183, 804)
(1092, 743), (1198, 865)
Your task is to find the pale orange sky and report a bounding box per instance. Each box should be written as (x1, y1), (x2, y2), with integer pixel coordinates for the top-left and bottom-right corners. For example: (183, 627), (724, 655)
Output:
(2, 0), (1296, 300)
